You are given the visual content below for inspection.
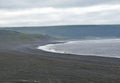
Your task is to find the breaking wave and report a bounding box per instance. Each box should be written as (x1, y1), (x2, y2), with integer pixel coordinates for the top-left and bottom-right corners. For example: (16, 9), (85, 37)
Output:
(37, 38), (120, 58)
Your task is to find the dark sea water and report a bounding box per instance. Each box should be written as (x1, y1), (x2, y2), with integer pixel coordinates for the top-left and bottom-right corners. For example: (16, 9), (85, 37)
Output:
(2, 25), (120, 39)
(2, 25), (120, 58)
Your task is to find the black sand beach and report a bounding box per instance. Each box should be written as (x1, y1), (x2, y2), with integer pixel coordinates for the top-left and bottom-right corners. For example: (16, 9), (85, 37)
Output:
(0, 30), (120, 83)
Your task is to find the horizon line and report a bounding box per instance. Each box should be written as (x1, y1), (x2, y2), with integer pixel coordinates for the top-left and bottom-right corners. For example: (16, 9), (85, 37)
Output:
(0, 24), (120, 28)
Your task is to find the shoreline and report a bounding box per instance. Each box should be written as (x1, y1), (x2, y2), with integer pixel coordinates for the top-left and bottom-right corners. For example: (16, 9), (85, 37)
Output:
(36, 39), (120, 59)
(0, 40), (120, 82)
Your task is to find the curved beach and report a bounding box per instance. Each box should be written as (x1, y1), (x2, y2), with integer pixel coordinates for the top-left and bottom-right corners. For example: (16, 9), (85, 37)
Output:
(0, 40), (120, 83)
(0, 28), (120, 83)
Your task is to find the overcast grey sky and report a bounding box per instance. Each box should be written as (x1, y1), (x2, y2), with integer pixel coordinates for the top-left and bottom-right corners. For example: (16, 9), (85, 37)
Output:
(0, 0), (120, 27)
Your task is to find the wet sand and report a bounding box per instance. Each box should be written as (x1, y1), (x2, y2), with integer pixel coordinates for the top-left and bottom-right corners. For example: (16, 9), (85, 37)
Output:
(0, 42), (120, 83)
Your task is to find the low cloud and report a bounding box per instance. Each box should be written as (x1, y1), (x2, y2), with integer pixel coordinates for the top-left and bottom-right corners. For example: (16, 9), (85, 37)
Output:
(0, 4), (120, 27)
(0, 0), (119, 9)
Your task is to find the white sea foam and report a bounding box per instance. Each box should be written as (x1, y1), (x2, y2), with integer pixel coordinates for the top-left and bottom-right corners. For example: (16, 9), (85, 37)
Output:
(37, 39), (120, 58)
(38, 44), (66, 53)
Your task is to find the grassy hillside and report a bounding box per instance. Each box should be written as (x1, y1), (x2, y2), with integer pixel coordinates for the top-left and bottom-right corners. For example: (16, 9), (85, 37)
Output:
(0, 30), (53, 43)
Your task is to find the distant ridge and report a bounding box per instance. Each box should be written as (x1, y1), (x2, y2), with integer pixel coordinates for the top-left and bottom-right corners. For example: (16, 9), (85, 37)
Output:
(0, 30), (54, 43)
(0, 24), (120, 28)
(0, 30), (21, 35)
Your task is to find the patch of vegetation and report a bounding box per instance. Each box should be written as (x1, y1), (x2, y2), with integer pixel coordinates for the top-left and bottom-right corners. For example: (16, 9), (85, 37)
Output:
(0, 30), (52, 43)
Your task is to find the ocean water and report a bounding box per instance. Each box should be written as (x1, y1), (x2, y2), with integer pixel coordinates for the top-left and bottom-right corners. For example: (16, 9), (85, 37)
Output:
(2, 25), (120, 58)
(2, 25), (120, 39)
(38, 39), (120, 58)
(36, 25), (120, 58)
